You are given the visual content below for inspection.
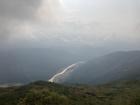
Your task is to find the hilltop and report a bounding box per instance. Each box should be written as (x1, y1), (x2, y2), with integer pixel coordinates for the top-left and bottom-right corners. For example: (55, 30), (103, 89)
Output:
(0, 80), (140, 105)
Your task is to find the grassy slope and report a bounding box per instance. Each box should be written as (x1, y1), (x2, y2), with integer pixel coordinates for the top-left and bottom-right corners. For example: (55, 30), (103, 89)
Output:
(0, 80), (140, 105)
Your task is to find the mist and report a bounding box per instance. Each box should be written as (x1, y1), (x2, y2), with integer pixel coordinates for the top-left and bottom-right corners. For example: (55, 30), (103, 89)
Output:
(0, 0), (140, 83)
(0, 0), (139, 49)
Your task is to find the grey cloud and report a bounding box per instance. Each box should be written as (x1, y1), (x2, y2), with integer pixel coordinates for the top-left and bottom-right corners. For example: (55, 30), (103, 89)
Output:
(0, 0), (42, 19)
(0, 0), (140, 49)
(0, 0), (42, 41)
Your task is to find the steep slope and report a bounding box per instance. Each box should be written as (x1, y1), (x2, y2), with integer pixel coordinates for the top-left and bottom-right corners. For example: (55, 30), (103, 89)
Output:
(65, 51), (140, 84)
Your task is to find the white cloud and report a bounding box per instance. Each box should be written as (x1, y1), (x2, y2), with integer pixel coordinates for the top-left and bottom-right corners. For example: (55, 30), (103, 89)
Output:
(0, 0), (140, 48)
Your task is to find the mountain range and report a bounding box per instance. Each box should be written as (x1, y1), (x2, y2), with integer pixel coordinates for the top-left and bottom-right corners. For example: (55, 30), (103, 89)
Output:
(65, 51), (140, 84)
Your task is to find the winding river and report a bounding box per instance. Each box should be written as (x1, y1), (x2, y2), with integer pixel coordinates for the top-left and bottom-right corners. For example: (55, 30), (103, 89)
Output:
(48, 61), (84, 83)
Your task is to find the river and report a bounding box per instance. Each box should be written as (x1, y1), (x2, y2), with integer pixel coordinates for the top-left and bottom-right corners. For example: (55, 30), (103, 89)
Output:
(48, 61), (84, 83)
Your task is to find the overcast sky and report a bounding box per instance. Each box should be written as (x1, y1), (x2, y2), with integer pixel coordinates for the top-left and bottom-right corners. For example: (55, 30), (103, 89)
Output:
(0, 0), (140, 49)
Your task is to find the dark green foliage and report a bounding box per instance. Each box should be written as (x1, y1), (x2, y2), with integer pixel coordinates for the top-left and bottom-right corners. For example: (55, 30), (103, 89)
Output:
(0, 80), (140, 105)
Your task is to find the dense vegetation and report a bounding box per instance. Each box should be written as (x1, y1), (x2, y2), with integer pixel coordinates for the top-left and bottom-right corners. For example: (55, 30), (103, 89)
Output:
(0, 80), (140, 105)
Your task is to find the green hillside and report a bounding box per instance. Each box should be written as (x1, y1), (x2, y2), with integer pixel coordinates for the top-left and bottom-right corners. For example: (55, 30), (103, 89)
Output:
(0, 80), (140, 105)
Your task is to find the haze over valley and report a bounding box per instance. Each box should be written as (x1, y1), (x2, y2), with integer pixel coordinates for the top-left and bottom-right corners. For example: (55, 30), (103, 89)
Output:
(0, 0), (140, 85)
(0, 0), (140, 105)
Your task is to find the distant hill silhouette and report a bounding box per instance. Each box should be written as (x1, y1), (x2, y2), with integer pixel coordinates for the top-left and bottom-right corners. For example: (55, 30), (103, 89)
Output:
(65, 51), (140, 84)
